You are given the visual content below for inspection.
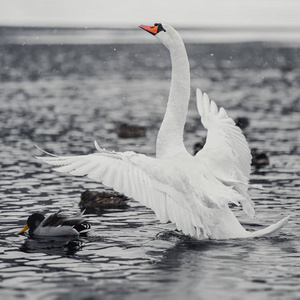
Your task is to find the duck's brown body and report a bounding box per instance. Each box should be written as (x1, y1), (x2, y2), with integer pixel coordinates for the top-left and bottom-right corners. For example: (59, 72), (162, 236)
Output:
(117, 123), (146, 138)
(80, 190), (130, 209)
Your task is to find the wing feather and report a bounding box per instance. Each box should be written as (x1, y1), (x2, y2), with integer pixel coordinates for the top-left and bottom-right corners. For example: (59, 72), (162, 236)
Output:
(195, 88), (254, 217)
(37, 147), (210, 239)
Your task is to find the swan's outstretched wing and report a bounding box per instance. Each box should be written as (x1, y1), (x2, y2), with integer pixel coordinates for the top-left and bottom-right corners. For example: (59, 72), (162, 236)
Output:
(195, 89), (254, 217)
(37, 142), (215, 239)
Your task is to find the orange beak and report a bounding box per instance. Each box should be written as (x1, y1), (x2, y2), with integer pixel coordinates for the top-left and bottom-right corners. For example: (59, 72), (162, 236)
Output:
(18, 224), (29, 234)
(139, 25), (159, 35)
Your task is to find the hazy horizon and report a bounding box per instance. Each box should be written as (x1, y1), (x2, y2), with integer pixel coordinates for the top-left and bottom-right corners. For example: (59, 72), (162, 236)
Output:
(1, 0), (299, 29)
(1, 26), (299, 45)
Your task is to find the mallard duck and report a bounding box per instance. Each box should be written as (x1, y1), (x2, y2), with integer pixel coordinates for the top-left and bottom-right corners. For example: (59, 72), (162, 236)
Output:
(80, 190), (130, 210)
(18, 210), (91, 237)
(117, 123), (146, 138)
(251, 148), (269, 167)
(235, 117), (250, 130)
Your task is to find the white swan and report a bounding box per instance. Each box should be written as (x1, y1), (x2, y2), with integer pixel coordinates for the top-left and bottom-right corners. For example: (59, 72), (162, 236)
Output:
(37, 23), (289, 239)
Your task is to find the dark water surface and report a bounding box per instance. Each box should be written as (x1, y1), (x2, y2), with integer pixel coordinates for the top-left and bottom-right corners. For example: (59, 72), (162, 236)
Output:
(0, 37), (299, 299)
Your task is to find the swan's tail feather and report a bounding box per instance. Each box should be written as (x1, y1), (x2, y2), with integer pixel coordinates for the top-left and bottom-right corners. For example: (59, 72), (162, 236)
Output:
(248, 216), (290, 238)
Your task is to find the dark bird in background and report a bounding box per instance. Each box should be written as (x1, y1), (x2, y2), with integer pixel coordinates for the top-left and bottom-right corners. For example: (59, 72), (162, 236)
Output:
(117, 123), (146, 138)
(80, 190), (130, 211)
(235, 117), (250, 130)
(251, 148), (269, 167)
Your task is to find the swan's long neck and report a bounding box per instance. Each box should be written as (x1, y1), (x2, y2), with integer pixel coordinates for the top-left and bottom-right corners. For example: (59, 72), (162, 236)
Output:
(156, 37), (190, 159)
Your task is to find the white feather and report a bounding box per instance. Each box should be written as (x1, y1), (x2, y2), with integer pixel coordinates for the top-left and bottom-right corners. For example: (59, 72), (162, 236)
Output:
(196, 88), (254, 216)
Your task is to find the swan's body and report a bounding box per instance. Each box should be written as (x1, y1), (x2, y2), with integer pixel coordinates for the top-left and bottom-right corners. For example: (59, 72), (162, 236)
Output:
(37, 23), (289, 239)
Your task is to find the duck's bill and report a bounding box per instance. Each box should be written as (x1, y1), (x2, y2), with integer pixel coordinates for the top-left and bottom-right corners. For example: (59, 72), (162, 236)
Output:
(18, 224), (29, 234)
(139, 25), (159, 35)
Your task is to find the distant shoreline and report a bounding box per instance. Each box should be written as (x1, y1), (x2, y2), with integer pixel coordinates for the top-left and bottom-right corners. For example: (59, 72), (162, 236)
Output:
(1, 25), (300, 45)
(1, 24), (300, 32)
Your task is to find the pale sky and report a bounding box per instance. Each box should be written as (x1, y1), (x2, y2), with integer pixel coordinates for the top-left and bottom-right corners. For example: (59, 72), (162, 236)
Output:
(0, 0), (299, 28)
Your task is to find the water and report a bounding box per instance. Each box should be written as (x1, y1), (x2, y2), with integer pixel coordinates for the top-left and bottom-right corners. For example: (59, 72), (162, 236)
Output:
(0, 29), (300, 299)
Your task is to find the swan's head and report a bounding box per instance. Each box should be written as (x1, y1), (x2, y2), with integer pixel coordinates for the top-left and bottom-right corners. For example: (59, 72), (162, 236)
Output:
(139, 23), (182, 49)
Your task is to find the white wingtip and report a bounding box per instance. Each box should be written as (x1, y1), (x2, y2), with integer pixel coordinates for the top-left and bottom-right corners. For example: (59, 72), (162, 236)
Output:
(203, 93), (210, 113)
(94, 140), (102, 152)
(218, 107), (228, 118)
(196, 88), (202, 97)
(35, 145), (58, 157)
(249, 184), (264, 190)
(210, 100), (218, 115)
(196, 88), (204, 116)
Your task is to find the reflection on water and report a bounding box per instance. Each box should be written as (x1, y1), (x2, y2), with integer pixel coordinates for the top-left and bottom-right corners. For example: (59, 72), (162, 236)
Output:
(0, 36), (299, 299)
(19, 236), (84, 256)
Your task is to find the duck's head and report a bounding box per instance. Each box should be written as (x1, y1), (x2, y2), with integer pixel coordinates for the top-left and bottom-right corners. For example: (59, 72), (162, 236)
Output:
(19, 213), (45, 235)
(139, 23), (182, 49)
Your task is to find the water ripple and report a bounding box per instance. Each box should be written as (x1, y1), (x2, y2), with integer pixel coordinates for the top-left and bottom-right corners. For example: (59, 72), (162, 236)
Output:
(0, 42), (299, 299)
